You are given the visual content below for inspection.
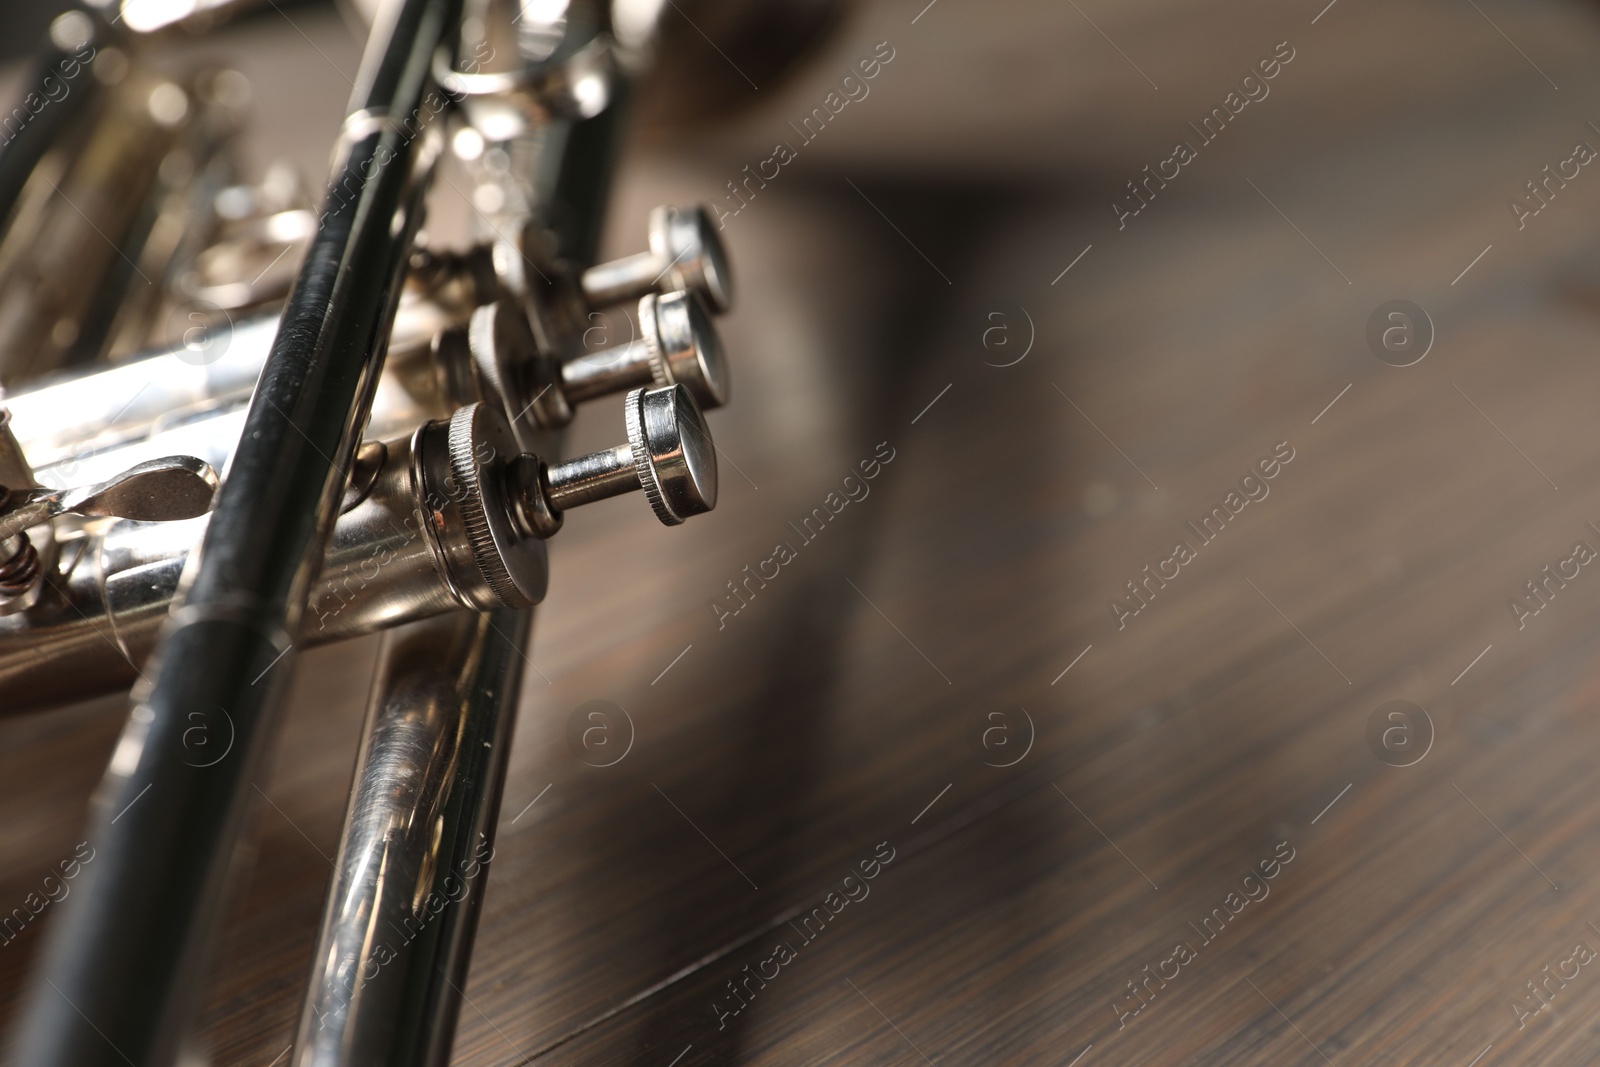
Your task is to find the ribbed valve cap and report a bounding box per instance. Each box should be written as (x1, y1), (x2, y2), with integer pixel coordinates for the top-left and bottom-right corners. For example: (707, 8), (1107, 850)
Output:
(626, 384), (717, 526)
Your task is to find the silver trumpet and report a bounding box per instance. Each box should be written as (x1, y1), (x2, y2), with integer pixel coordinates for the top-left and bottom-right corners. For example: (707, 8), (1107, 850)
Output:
(0, 1), (735, 1063)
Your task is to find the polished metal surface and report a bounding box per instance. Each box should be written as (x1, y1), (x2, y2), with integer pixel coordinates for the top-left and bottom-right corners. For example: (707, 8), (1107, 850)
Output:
(0, 376), (740, 712)
(287, 9), (630, 1058)
(28, 404), (251, 498)
(0, 455), (217, 542)
(0, 428), (455, 713)
(433, 7), (613, 139)
(0, 408), (39, 497)
(0, 378), (735, 711)
(643, 288), (728, 408)
(292, 607), (530, 1067)
(11, 0), (462, 1060)
(0, 31), (245, 382)
(2, 224), (723, 468)
(307, 430), (471, 640)
(579, 203), (731, 312)
(625, 381), (716, 525)
(4, 294), (467, 473)
(0, 0), (739, 1060)
(453, 283), (729, 449)
(559, 289), (728, 409)
(282, 6), (611, 1051)
(544, 383), (717, 523)
(0, 521), (189, 710)
(419, 401), (551, 611)
(454, 298), (573, 445)
(542, 441), (637, 510)
(2, 314), (280, 470)
(553, 334), (657, 403)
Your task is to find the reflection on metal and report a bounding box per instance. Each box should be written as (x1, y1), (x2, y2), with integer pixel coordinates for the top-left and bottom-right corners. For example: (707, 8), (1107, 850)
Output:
(11, 0), (461, 1060)
(2, 203), (731, 467)
(0, 0), (746, 1058)
(293, 608), (528, 1067)
(0, 24), (246, 382)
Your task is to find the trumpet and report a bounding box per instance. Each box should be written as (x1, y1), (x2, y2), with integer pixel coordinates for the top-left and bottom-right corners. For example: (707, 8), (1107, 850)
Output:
(0, 1), (737, 1062)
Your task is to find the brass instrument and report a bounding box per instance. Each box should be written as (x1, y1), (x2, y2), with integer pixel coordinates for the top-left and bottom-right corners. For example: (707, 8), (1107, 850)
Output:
(0, 1), (738, 1062)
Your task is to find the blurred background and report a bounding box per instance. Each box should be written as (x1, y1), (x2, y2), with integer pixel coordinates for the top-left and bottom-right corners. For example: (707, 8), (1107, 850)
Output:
(6, 0), (1600, 1063)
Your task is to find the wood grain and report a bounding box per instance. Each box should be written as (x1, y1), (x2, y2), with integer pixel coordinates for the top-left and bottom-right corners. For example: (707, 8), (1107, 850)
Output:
(8, 1), (1600, 1064)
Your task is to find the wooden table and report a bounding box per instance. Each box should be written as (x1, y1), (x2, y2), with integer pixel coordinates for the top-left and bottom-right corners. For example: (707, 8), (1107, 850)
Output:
(8, 0), (1600, 1063)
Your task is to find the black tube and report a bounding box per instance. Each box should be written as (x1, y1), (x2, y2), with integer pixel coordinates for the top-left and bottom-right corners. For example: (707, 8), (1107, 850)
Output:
(549, 81), (629, 264)
(9, 0), (461, 1063)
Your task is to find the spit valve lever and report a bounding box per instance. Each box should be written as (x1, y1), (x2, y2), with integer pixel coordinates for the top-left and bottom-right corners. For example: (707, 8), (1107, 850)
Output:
(0, 456), (220, 542)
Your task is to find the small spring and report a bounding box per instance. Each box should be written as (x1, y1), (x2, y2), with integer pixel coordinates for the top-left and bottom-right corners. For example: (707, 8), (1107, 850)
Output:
(0, 533), (42, 598)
